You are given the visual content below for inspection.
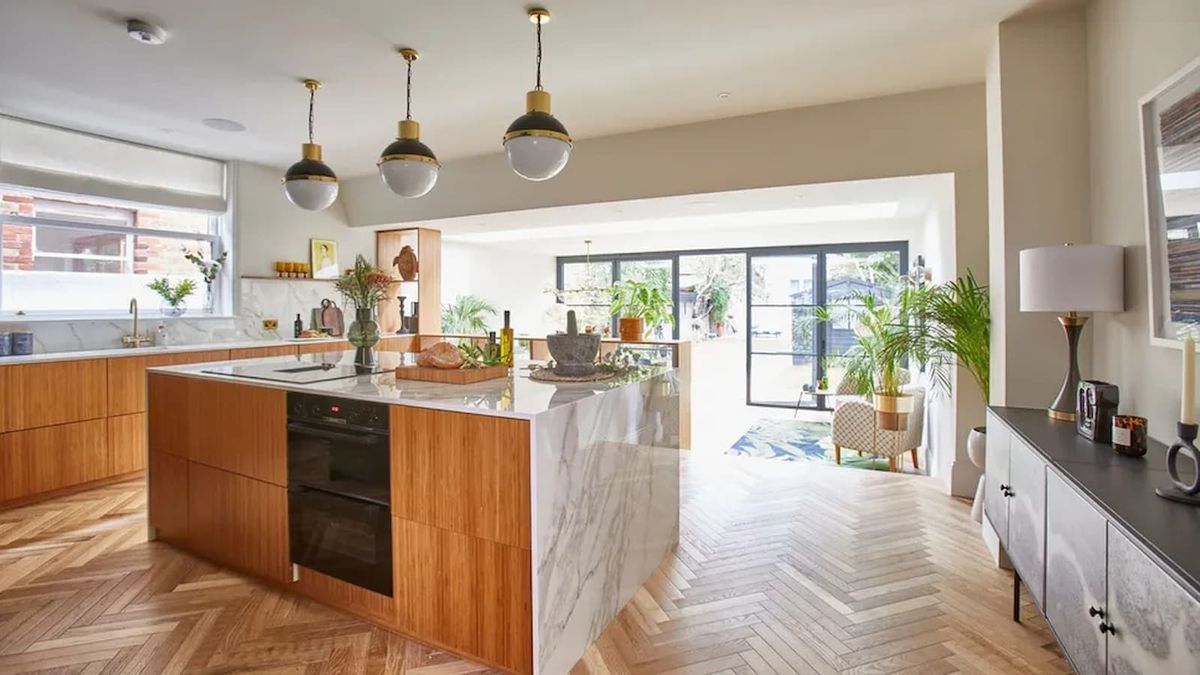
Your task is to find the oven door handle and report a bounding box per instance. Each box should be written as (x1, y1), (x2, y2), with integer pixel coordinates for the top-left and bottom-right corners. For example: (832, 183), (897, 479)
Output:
(287, 422), (387, 444)
(288, 483), (390, 508)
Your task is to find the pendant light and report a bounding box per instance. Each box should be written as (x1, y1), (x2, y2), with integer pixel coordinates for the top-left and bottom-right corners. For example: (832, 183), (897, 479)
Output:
(378, 48), (440, 198)
(282, 79), (339, 211)
(503, 8), (572, 181)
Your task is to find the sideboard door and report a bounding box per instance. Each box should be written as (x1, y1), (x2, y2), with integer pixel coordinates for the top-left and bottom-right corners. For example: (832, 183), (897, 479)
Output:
(984, 414), (1011, 547)
(1006, 436), (1046, 606)
(1107, 526), (1200, 674)
(1045, 471), (1107, 675)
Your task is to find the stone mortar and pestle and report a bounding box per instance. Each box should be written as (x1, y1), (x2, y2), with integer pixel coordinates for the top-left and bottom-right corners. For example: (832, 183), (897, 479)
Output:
(545, 310), (601, 376)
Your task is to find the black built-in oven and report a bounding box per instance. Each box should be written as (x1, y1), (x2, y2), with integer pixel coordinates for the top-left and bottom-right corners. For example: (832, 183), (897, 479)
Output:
(286, 392), (392, 597)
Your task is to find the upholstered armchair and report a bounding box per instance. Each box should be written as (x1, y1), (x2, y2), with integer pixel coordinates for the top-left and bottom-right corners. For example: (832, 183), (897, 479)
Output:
(830, 373), (925, 472)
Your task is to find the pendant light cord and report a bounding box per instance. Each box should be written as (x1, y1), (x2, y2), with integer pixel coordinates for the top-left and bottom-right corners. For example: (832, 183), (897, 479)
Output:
(406, 56), (414, 120)
(535, 15), (543, 91)
(307, 86), (315, 144)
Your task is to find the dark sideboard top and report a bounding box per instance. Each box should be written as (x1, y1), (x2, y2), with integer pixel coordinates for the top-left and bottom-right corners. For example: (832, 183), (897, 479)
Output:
(989, 406), (1200, 600)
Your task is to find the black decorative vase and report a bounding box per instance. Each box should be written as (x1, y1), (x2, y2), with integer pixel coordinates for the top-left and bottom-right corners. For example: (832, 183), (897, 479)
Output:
(1156, 422), (1200, 506)
(347, 307), (381, 372)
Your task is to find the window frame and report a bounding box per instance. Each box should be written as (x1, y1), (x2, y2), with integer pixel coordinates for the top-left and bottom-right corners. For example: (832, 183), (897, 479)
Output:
(0, 192), (228, 319)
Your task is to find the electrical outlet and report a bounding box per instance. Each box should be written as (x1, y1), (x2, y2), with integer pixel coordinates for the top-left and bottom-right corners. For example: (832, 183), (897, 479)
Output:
(262, 319), (279, 330)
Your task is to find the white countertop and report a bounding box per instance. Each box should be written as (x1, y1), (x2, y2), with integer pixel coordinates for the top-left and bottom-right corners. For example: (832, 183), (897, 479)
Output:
(0, 336), (350, 366)
(148, 351), (673, 420)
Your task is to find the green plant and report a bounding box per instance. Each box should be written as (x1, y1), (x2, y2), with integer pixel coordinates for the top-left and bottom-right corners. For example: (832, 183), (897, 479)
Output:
(183, 248), (228, 286)
(441, 295), (498, 335)
(147, 278), (196, 307)
(882, 271), (990, 403)
(706, 283), (731, 328)
(458, 341), (503, 368)
(334, 255), (392, 310)
(610, 279), (675, 333)
(817, 291), (907, 397)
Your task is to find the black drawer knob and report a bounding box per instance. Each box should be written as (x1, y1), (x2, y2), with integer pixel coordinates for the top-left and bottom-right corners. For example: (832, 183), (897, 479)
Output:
(1088, 606), (1104, 618)
(999, 483), (1010, 493)
(1099, 622), (1115, 635)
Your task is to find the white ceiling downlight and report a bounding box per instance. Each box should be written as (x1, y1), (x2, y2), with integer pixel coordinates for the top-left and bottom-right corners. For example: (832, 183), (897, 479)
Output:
(201, 118), (246, 132)
(126, 19), (166, 46)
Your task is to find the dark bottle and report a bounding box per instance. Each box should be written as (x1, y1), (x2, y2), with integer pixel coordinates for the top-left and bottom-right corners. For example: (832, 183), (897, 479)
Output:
(293, 313), (303, 338)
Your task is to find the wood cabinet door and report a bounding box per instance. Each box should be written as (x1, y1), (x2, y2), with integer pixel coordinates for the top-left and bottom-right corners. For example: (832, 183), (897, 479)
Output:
(184, 379), (287, 486)
(1045, 471), (1107, 675)
(1007, 436), (1046, 606)
(984, 413), (1012, 546)
(107, 350), (229, 416)
(297, 340), (349, 355)
(1107, 525), (1200, 673)
(0, 419), (108, 503)
(107, 412), (146, 475)
(0, 359), (107, 432)
(187, 463), (289, 583)
(148, 450), (189, 543)
(229, 345), (297, 360)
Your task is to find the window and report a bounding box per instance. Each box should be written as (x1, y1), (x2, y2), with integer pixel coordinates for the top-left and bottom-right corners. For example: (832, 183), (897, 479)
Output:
(558, 261), (614, 334)
(0, 188), (226, 316)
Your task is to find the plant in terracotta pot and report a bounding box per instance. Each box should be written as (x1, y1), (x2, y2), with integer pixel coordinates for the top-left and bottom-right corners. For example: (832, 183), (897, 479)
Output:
(610, 279), (674, 342)
(335, 255), (392, 370)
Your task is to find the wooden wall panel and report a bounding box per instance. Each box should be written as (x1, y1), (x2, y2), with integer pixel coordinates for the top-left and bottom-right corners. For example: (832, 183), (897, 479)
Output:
(229, 345), (298, 360)
(187, 463), (289, 583)
(0, 419), (107, 504)
(148, 450), (189, 543)
(147, 373), (192, 460)
(185, 379), (287, 486)
(416, 228), (441, 336)
(391, 407), (530, 549)
(296, 340), (350, 355)
(395, 518), (532, 675)
(0, 359), (107, 432)
(107, 350), (229, 416)
(107, 412), (146, 475)
(377, 335), (418, 352)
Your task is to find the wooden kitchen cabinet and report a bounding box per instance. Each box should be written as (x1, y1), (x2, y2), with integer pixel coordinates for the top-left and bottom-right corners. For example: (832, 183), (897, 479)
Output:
(107, 349), (229, 416)
(395, 518), (532, 674)
(297, 340), (349, 355)
(229, 344), (298, 360)
(984, 412), (1011, 546)
(1045, 470), (1107, 675)
(187, 462), (289, 583)
(148, 449), (189, 543)
(391, 406), (531, 549)
(0, 359), (107, 432)
(0, 419), (107, 504)
(107, 412), (146, 475)
(377, 335), (417, 352)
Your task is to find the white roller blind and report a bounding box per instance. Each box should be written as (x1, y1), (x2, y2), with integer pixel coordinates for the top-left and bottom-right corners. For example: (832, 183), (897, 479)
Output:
(0, 117), (227, 212)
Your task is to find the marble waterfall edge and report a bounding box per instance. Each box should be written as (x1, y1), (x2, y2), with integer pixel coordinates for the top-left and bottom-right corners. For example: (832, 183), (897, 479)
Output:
(532, 372), (680, 675)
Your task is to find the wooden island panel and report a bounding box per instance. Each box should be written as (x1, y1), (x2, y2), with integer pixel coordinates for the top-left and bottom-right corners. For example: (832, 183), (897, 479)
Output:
(148, 449), (189, 543)
(391, 407), (531, 549)
(296, 340), (349, 355)
(0, 359), (107, 432)
(107, 349), (230, 416)
(187, 462), (289, 583)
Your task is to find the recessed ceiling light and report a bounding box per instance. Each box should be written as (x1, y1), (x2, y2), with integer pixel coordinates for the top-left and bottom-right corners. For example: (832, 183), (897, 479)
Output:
(717, 92), (732, 101)
(202, 118), (246, 132)
(126, 19), (167, 45)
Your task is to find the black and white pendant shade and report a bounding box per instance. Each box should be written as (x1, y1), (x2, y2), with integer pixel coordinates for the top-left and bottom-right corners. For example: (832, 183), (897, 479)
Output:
(283, 80), (339, 211)
(504, 8), (571, 181)
(378, 49), (439, 198)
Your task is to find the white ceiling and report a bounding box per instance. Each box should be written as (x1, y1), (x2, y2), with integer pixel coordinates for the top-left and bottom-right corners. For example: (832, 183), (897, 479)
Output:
(0, 0), (1043, 178)
(441, 174), (953, 255)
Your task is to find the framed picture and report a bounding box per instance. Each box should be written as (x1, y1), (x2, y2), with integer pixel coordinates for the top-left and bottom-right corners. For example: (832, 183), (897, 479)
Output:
(1141, 54), (1200, 348)
(310, 239), (339, 279)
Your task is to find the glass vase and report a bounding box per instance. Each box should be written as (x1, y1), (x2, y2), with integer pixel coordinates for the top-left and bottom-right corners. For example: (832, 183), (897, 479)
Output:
(160, 299), (187, 318)
(347, 307), (381, 371)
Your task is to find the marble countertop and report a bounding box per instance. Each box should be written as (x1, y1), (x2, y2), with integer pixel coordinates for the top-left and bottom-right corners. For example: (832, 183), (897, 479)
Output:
(149, 350), (673, 420)
(0, 336), (350, 366)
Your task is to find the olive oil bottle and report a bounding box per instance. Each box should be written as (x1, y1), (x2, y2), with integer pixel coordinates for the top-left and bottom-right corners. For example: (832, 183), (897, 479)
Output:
(500, 310), (514, 366)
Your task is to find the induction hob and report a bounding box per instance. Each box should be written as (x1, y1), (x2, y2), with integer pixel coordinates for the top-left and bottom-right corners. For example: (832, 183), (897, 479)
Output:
(201, 361), (389, 384)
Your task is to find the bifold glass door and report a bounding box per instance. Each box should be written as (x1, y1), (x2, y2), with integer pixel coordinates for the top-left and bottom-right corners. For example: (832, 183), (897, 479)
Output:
(746, 253), (820, 407)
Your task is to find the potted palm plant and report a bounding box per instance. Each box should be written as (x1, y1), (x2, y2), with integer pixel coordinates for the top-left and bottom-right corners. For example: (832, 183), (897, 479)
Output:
(610, 279), (674, 341)
(819, 293), (912, 431)
(441, 295), (498, 335)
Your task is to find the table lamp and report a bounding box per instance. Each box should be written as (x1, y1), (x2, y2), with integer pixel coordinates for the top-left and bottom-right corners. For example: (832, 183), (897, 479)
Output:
(1019, 243), (1124, 421)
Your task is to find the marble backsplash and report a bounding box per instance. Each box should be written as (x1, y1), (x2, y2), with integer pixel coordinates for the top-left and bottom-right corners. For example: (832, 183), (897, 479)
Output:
(0, 278), (347, 353)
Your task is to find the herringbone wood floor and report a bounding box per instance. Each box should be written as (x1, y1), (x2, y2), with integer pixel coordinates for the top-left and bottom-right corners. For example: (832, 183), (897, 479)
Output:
(0, 453), (1067, 674)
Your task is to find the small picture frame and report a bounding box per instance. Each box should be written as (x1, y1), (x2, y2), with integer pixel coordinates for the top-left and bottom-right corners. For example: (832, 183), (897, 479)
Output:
(310, 239), (339, 279)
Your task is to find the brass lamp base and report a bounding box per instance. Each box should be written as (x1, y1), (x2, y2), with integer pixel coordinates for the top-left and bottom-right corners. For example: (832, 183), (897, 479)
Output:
(1048, 313), (1087, 422)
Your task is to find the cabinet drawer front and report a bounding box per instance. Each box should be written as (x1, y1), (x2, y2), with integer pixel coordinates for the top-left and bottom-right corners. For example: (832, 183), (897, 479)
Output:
(1, 419), (108, 503)
(1007, 436), (1046, 606)
(187, 463), (289, 583)
(1045, 471), (1107, 675)
(107, 350), (229, 416)
(230, 345), (297, 360)
(1107, 526), (1200, 673)
(0, 359), (107, 432)
(984, 413), (1012, 544)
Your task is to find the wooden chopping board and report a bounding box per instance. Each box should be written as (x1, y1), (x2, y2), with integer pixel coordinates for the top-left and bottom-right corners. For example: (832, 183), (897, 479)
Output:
(395, 364), (509, 384)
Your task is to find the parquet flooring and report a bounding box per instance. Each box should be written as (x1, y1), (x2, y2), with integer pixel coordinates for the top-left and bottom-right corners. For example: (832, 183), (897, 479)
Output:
(0, 453), (1067, 674)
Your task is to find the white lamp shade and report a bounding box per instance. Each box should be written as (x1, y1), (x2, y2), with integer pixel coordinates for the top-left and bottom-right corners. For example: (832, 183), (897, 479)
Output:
(1019, 244), (1124, 313)
(379, 158), (438, 198)
(283, 179), (338, 211)
(504, 135), (571, 181)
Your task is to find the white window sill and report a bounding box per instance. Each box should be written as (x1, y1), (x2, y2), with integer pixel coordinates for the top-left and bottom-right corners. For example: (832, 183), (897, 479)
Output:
(0, 313), (238, 324)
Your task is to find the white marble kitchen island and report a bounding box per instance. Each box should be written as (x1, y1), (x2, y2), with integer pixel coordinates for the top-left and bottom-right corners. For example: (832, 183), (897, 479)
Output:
(146, 351), (680, 675)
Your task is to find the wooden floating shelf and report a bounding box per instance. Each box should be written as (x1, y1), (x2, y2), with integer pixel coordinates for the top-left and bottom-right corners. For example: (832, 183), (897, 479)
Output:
(240, 275), (338, 283)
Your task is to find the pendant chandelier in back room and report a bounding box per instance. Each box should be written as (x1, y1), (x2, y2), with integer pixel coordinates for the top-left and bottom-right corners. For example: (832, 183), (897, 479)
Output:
(281, 6), (573, 210)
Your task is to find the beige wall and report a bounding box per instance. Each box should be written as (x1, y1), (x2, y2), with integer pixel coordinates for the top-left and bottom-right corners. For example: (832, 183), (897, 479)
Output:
(341, 85), (990, 496)
(986, 8), (1092, 410)
(1087, 0), (1200, 443)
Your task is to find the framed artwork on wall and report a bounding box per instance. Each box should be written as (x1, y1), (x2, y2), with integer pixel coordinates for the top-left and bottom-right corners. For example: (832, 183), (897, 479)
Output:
(1142, 54), (1200, 349)
(310, 239), (339, 279)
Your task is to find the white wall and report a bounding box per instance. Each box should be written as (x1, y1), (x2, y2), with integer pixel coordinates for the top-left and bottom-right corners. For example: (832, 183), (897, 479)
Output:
(1087, 0), (1200, 443)
(440, 241), (558, 336)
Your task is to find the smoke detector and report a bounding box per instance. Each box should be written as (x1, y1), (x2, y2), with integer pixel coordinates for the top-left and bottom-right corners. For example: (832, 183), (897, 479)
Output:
(127, 19), (167, 45)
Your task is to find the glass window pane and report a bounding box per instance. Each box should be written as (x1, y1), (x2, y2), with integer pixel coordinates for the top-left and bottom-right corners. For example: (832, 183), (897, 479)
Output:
(823, 304), (865, 357)
(134, 208), (212, 234)
(679, 253), (745, 341)
(751, 255), (816, 304)
(826, 251), (902, 303)
(563, 304), (612, 334)
(619, 259), (673, 338)
(34, 225), (127, 258)
(561, 262), (612, 305)
(749, 354), (816, 406)
(750, 306), (816, 354)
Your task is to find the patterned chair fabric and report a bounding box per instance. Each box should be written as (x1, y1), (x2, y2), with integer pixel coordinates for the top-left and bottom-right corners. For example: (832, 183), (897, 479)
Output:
(830, 369), (924, 464)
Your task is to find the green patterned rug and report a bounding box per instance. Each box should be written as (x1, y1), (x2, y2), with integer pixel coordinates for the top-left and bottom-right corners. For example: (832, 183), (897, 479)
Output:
(727, 418), (892, 471)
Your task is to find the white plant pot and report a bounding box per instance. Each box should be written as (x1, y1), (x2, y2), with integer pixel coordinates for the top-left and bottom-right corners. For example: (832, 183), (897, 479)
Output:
(968, 426), (987, 523)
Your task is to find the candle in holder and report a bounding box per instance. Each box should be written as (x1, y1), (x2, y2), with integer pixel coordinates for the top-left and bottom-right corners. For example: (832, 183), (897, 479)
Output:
(1184, 333), (1196, 424)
